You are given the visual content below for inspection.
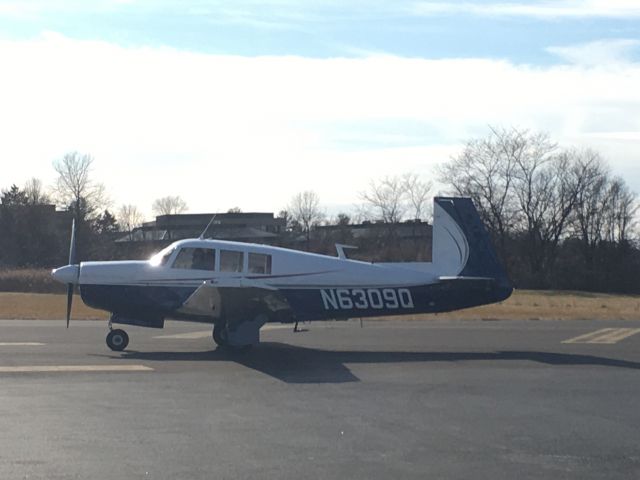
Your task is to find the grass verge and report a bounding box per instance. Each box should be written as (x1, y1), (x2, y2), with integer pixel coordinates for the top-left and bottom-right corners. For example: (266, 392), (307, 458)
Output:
(0, 293), (108, 320)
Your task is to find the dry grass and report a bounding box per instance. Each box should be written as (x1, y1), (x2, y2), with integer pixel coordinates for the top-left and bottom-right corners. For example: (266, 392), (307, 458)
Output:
(0, 290), (639, 321)
(0, 293), (108, 320)
(0, 268), (65, 294)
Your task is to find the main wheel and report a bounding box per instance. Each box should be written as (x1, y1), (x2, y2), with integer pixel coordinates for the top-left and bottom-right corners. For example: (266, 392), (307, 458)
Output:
(212, 325), (228, 346)
(106, 329), (129, 351)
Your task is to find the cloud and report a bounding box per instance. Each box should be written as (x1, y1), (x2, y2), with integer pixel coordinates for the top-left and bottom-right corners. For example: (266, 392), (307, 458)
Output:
(0, 33), (639, 216)
(547, 39), (640, 66)
(411, 0), (640, 18)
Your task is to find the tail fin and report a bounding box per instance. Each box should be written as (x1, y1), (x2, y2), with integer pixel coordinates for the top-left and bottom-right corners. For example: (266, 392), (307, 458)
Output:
(433, 197), (510, 289)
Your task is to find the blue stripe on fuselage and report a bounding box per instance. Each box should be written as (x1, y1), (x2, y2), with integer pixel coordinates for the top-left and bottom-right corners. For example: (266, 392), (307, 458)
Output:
(79, 280), (511, 325)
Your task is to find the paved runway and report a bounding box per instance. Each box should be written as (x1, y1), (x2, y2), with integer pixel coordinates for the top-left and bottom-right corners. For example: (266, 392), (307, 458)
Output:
(1, 318), (639, 479)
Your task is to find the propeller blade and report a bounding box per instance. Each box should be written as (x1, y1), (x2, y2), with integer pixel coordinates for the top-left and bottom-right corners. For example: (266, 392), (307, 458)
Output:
(68, 218), (77, 266)
(66, 283), (73, 328)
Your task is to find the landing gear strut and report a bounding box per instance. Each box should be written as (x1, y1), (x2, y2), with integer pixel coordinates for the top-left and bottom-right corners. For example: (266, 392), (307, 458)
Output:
(106, 328), (129, 351)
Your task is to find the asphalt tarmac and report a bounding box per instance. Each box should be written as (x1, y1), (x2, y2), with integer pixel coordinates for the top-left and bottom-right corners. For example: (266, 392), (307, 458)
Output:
(0, 318), (639, 480)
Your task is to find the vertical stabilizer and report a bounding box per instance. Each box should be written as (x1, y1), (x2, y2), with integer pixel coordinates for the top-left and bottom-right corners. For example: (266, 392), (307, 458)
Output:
(433, 197), (510, 288)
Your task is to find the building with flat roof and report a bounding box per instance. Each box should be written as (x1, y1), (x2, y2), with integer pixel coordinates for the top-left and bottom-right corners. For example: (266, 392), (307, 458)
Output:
(117, 212), (286, 246)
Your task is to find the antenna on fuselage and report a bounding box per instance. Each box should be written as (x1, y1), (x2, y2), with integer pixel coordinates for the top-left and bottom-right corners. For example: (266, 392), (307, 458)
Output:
(199, 214), (217, 240)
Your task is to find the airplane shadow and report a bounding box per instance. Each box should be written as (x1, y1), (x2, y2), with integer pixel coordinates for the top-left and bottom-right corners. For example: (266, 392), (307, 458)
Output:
(108, 343), (640, 384)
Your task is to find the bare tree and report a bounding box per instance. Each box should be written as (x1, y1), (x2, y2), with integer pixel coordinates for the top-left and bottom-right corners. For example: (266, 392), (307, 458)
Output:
(52, 152), (109, 261)
(23, 178), (49, 205)
(511, 146), (602, 285)
(571, 150), (610, 254)
(603, 178), (637, 244)
(360, 176), (406, 223)
(402, 173), (433, 221)
(438, 127), (533, 258)
(289, 191), (323, 249)
(439, 126), (640, 291)
(53, 151), (107, 221)
(152, 196), (188, 216)
(117, 204), (145, 241)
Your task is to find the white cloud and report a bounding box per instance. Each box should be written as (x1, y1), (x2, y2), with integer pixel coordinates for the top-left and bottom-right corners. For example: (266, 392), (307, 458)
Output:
(547, 39), (640, 66)
(0, 33), (639, 217)
(412, 0), (640, 18)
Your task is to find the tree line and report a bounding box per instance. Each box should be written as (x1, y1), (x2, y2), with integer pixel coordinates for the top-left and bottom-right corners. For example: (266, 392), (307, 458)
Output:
(1, 129), (638, 294)
(1, 152), (434, 268)
(0, 152), (191, 266)
(438, 127), (638, 293)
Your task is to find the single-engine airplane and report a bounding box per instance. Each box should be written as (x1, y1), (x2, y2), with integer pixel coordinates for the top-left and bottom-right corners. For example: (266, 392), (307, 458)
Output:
(51, 197), (512, 351)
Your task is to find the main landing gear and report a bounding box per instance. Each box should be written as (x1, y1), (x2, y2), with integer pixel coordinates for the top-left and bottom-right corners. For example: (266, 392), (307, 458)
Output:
(106, 326), (129, 352)
(212, 316), (266, 350)
(212, 324), (229, 347)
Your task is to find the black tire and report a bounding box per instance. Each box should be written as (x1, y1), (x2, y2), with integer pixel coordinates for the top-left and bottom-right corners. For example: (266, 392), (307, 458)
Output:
(212, 325), (228, 346)
(106, 329), (129, 351)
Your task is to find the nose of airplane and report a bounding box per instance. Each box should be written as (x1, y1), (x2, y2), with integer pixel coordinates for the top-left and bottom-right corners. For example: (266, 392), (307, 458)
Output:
(51, 265), (80, 285)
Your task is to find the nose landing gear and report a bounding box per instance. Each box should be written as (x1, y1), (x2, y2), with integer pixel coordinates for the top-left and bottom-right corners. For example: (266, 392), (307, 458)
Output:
(106, 328), (129, 351)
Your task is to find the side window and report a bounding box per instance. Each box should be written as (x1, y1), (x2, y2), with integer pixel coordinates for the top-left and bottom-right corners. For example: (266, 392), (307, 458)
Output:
(248, 253), (272, 274)
(220, 250), (244, 272)
(172, 248), (216, 271)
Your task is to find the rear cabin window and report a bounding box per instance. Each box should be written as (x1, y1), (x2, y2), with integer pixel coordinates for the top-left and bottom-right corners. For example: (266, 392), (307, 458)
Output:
(248, 253), (272, 274)
(172, 247), (216, 271)
(220, 250), (244, 272)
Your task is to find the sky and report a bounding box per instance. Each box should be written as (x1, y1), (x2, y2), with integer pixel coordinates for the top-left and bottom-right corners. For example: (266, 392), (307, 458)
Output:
(0, 0), (639, 219)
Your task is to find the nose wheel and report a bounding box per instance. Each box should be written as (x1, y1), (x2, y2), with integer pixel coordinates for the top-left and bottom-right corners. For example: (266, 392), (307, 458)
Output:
(106, 328), (129, 351)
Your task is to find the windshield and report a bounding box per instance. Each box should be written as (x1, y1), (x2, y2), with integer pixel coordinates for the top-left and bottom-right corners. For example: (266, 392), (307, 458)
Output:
(148, 245), (176, 267)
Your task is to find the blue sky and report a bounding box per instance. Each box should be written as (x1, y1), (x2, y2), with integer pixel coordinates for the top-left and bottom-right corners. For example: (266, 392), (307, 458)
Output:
(2, 1), (640, 61)
(1, 1), (639, 217)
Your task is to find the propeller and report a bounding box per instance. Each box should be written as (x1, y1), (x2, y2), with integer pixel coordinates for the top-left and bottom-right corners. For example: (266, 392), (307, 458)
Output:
(51, 218), (81, 327)
(66, 219), (79, 328)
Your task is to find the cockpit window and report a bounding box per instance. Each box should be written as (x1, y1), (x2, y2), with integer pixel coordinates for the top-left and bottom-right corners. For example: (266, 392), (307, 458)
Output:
(172, 247), (216, 271)
(149, 246), (175, 267)
(248, 253), (272, 274)
(220, 250), (244, 272)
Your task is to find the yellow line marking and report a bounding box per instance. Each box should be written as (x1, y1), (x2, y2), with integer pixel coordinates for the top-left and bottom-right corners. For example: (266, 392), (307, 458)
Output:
(588, 328), (640, 344)
(0, 342), (46, 346)
(562, 328), (616, 344)
(562, 328), (640, 344)
(0, 365), (153, 373)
